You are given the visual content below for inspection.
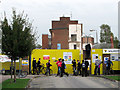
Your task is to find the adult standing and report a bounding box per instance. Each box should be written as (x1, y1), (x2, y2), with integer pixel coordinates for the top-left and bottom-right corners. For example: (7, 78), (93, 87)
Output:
(77, 60), (81, 75)
(72, 59), (76, 75)
(56, 58), (62, 77)
(81, 60), (86, 77)
(94, 56), (102, 75)
(45, 60), (52, 76)
(37, 58), (41, 74)
(33, 58), (36, 75)
(60, 59), (69, 77)
(85, 58), (89, 76)
(106, 59), (113, 75)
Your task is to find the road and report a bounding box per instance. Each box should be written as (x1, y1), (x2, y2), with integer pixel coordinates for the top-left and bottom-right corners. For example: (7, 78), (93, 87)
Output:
(29, 75), (119, 88)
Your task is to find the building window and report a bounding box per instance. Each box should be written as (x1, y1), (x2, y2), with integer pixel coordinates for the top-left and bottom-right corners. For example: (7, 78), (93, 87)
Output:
(74, 45), (77, 49)
(71, 34), (77, 42)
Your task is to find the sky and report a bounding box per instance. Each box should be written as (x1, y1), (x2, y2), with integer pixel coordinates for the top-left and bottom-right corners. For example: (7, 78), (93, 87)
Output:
(0, 0), (119, 45)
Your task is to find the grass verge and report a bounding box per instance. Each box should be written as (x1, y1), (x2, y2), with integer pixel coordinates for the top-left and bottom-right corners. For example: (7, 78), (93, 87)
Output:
(1, 79), (30, 88)
(103, 75), (120, 81)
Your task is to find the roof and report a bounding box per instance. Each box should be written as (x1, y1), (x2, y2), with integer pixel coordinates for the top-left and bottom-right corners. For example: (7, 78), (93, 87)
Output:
(49, 28), (68, 30)
(92, 43), (111, 49)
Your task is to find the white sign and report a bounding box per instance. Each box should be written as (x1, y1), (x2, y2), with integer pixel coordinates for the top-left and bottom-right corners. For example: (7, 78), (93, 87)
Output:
(22, 60), (29, 65)
(104, 57), (109, 61)
(92, 50), (95, 52)
(110, 54), (120, 61)
(43, 55), (50, 60)
(103, 49), (120, 54)
(0, 55), (19, 62)
(0, 55), (11, 62)
(52, 57), (56, 60)
(92, 54), (98, 63)
(63, 52), (72, 64)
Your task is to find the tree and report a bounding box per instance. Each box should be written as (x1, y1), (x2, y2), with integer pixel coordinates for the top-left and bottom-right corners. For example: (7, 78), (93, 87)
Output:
(100, 24), (119, 48)
(113, 37), (119, 48)
(100, 24), (112, 43)
(1, 9), (36, 82)
(35, 44), (42, 49)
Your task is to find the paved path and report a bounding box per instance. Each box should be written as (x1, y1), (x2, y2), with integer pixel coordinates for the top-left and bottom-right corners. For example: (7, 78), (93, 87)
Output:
(29, 75), (119, 88)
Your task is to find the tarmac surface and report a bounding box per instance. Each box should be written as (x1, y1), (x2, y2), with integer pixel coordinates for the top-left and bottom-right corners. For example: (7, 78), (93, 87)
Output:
(29, 75), (119, 88)
(0, 74), (119, 88)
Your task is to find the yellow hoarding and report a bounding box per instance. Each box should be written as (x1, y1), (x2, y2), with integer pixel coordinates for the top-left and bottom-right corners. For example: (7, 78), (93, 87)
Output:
(1, 62), (19, 70)
(103, 49), (120, 70)
(31, 49), (80, 74)
(91, 49), (103, 75)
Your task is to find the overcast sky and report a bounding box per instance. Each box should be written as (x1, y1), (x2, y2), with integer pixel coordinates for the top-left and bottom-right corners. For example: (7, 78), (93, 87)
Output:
(0, 0), (119, 45)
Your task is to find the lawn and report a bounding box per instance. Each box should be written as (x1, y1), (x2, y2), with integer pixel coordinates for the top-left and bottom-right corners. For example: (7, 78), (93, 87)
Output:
(104, 76), (120, 81)
(1, 79), (30, 89)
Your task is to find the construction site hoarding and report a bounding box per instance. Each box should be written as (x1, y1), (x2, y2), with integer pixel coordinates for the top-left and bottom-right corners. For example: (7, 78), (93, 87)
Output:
(31, 49), (80, 74)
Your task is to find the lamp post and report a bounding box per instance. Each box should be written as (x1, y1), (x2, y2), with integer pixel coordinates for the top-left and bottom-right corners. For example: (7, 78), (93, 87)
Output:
(90, 30), (98, 44)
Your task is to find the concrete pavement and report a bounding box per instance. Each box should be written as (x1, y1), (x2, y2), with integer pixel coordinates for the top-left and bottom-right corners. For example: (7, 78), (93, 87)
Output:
(29, 75), (119, 88)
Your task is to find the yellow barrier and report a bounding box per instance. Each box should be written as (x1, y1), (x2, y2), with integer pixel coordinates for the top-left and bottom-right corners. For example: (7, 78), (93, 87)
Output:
(31, 49), (80, 74)
(112, 61), (120, 70)
(91, 49), (103, 75)
(0, 62), (19, 70)
(0, 62), (2, 71)
(91, 49), (120, 75)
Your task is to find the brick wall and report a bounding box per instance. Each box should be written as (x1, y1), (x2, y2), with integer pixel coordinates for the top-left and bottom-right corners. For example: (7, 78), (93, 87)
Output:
(50, 17), (78, 49)
(51, 29), (69, 49)
(52, 17), (78, 29)
(42, 34), (49, 49)
(82, 37), (94, 45)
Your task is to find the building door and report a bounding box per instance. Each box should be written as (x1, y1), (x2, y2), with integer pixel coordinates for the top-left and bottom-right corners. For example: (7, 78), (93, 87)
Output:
(102, 54), (110, 74)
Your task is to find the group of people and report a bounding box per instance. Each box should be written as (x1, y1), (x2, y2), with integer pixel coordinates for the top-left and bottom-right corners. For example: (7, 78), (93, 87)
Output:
(33, 58), (52, 75)
(56, 58), (69, 77)
(94, 56), (113, 75)
(72, 58), (89, 77)
(33, 58), (41, 75)
(33, 58), (69, 77)
(32, 56), (113, 76)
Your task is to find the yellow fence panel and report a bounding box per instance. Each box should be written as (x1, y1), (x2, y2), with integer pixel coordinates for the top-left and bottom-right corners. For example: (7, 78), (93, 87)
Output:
(112, 61), (120, 70)
(91, 49), (103, 75)
(1, 62), (19, 70)
(31, 49), (80, 74)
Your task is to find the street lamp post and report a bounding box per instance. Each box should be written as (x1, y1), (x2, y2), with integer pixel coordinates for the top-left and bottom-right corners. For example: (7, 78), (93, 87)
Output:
(90, 30), (98, 44)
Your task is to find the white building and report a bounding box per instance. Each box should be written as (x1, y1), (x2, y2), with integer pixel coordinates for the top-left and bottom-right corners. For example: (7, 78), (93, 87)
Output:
(68, 24), (82, 50)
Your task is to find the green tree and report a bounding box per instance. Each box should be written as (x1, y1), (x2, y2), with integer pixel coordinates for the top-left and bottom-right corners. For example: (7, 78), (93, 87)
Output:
(1, 9), (36, 82)
(113, 37), (119, 48)
(100, 24), (112, 43)
(35, 44), (42, 49)
(100, 24), (119, 48)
